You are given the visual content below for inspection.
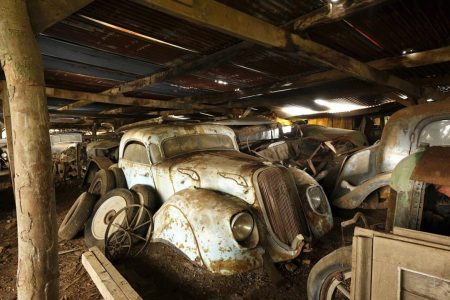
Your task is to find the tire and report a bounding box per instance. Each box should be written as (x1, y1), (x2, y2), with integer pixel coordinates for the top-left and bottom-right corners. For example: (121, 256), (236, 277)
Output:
(130, 184), (159, 213)
(84, 188), (139, 251)
(58, 192), (97, 241)
(88, 169), (116, 197)
(109, 167), (128, 189)
(307, 246), (352, 300)
(130, 185), (158, 237)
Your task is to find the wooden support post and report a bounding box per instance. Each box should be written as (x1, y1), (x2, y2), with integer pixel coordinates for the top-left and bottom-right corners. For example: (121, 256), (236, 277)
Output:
(0, 1), (59, 299)
(0, 82), (15, 186)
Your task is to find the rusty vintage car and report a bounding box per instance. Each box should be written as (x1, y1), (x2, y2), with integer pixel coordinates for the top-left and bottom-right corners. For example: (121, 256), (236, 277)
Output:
(92, 123), (333, 274)
(307, 146), (450, 299)
(50, 133), (85, 182)
(0, 138), (8, 170)
(330, 101), (450, 210)
(83, 138), (120, 187)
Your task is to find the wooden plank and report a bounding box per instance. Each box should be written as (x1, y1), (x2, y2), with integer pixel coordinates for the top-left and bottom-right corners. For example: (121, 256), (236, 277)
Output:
(27, 0), (94, 34)
(401, 268), (450, 299)
(82, 247), (141, 300)
(371, 236), (450, 299)
(136, 0), (421, 98)
(90, 247), (142, 300)
(46, 87), (211, 110)
(393, 227), (450, 247)
(351, 236), (373, 300)
(293, 0), (390, 31)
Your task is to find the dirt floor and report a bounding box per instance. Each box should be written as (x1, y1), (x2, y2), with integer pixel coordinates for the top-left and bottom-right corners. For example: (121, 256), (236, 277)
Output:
(0, 182), (385, 300)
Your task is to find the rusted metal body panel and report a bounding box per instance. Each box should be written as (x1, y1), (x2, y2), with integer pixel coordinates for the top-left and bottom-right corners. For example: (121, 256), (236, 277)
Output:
(333, 101), (450, 209)
(153, 188), (264, 275)
(116, 123), (332, 274)
(390, 146), (450, 231)
(410, 146), (450, 187)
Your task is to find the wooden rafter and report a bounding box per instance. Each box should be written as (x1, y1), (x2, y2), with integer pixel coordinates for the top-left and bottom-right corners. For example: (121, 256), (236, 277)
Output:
(46, 87), (211, 110)
(293, 0), (390, 31)
(27, 0), (94, 33)
(135, 0), (422, 100)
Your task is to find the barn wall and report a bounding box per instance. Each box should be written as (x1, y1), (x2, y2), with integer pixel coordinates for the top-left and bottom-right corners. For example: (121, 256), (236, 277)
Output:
(307, 117), (353, 129)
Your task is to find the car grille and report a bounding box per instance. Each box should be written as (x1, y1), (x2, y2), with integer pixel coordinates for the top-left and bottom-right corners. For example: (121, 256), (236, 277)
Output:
(257, 167), (309, 245)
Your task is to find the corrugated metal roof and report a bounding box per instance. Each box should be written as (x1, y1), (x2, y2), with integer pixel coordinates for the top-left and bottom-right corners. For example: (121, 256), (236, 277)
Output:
(78, 0), (240, 54)
(217, 0), (323, 26)
(307, 0), (450, 62)
(35, 0), (450, 120)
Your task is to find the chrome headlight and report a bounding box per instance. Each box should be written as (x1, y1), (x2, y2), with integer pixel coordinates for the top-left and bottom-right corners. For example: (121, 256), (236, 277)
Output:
(307, 185), (327, 214)
(231, 211), (254, 242)
(1, 152), (7, 160)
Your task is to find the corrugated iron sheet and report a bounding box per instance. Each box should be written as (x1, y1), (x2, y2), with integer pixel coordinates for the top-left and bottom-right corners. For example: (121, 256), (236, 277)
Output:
(307, 0), (450, 62)
(230, 46), (325, 77)
(78, 0), (239, 54)
(44, 70), (119, 93)
(39, 0), (449, 117)
(44, 15), (190, 64)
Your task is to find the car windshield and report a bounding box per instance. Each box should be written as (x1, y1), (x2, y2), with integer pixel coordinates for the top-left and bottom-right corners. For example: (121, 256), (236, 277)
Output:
(161, 134), (235, 159)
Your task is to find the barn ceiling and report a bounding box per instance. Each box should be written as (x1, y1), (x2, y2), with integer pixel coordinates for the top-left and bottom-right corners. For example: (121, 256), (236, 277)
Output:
(1, 0), (450, 127)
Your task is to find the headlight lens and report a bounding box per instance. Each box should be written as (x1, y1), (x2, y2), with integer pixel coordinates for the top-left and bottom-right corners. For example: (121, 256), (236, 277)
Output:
(231, 211), (254, 242)
(1, 152), (7, 159)
(307, 186), (327, 214)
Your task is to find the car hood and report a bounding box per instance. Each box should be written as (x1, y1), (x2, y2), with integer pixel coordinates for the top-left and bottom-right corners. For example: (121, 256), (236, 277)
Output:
(153, 150), (268, 204)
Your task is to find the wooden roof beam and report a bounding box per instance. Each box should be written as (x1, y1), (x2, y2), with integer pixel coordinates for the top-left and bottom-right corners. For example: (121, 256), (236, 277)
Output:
(135, 0), (422, 100)
(27, 0), (94, 33)
(47, 87), (211, 110)
(293, 0), (390, 31)
(46, 87), (230, 114)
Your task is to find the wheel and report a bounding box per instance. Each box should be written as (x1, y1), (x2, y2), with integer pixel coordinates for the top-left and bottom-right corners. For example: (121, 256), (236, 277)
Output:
(307, 246), (352, 300)
(109, 167), (127, 189)
(58, 192), (97, 241)
(88, 169), (116, 197)
(105, 204), (153, 261)
(130, 184), (159, 213)
(84, 189), (138, 251)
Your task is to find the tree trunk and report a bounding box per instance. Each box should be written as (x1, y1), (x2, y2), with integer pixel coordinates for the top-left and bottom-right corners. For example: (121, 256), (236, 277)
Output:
(0, 1), (59, 299)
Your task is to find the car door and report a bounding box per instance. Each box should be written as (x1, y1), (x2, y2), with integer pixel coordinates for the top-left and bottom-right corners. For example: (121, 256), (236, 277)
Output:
(119, 141), (155, 188)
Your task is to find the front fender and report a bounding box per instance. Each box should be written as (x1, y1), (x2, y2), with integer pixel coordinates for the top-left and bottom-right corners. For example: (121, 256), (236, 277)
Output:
(152, 188), (264, 275)
(82, 156), (114, 186)
(332, 172), (391, 209)
(289, 167), (333, 240)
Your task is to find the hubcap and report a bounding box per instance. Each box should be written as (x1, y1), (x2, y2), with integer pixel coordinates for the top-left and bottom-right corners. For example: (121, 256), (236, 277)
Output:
(92, 196), (127, 240)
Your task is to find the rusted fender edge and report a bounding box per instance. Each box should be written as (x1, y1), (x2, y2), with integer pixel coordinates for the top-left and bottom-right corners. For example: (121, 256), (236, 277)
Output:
(333, 173), (392, 209)
(82, 156), (114, 186)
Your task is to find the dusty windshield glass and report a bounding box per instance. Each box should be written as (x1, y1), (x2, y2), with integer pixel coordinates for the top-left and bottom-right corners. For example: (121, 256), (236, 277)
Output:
(162, 134), (235, 159)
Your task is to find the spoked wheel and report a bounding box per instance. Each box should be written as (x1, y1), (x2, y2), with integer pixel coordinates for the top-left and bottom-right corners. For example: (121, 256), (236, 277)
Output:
(104, 204), (153, 261)
(320, 269), (351, 300)
(307, 246), (352, 300)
